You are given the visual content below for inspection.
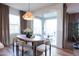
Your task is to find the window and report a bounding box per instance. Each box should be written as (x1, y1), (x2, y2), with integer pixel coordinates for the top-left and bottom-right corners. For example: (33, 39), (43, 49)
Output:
(44, 18), (57, 45)
(9, 14), (20, 34)
(33, 18), (42, 35)
(44, 19), (57, 36)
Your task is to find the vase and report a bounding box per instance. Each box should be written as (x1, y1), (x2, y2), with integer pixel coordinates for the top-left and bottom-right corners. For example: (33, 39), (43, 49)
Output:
(26, 33), (32, 38)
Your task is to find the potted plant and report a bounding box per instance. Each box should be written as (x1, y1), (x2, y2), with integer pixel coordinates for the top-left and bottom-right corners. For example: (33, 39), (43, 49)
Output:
(23, 27), (33, 38)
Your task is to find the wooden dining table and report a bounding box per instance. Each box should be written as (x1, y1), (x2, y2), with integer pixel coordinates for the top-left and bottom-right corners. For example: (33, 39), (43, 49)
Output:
(16, 34), (45, 56)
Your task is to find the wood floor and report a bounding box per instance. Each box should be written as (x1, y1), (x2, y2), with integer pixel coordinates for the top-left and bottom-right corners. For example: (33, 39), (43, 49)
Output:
(0, 45), (78, 56)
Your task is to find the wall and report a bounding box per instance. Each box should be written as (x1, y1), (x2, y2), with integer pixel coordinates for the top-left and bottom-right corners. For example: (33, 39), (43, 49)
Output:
(56, 4), (63, 48)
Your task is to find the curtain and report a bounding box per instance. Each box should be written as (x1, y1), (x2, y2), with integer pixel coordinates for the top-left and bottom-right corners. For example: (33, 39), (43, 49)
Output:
(20, 11), (27, 34)
(0, 4), (10, 45)
(0, 4), (2, 43)
(63, 4), (69, 48)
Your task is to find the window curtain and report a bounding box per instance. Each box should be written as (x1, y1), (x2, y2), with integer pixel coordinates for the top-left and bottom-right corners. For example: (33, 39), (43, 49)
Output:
(0, 4), (10, 46)
(63, 4), (69, 48)
(20, 11), (27, 34)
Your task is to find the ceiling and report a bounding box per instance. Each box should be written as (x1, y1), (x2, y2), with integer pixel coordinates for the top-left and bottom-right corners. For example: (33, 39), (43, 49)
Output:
(4, 3), (53, 12)
(67, 3), (79, 13)
(4, 3), (79, 14)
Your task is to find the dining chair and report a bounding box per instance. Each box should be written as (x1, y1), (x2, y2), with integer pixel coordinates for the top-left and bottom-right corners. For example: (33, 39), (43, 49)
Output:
(13, 38), (32, 56)
(36, 38), (52, 56)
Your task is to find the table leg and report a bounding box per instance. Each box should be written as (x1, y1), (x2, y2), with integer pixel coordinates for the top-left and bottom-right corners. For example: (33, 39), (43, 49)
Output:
(32, 42), (37, 56)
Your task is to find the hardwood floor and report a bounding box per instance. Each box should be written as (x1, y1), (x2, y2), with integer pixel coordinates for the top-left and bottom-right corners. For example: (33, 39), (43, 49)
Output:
(0, 45), (78, 56)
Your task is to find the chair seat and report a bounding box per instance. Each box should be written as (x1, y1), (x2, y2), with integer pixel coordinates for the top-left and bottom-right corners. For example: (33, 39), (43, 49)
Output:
(36, 44), (45, 52)
(26, 42), (32, 47)
(44, 40), (51, 45)
(36, 40), (52, 56)
(19, 44), (32, 52)
(36, 39), (51, 52)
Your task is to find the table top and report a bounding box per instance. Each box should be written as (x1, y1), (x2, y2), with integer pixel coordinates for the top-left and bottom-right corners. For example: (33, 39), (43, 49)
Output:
(16, 35), (45, 42)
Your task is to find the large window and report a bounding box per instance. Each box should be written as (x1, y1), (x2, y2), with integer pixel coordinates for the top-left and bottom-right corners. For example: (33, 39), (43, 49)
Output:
(33, 18), (42, 35)
(44, 19), (57, 36)
(44, 18), (57, 45)
(9, 14), (20, 34)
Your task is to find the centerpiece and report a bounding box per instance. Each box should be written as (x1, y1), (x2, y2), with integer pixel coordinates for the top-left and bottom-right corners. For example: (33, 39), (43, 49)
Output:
(23, 27), (33, 38)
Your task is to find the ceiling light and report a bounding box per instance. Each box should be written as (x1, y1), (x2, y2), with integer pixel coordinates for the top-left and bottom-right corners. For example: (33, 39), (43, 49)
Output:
(22, 3), (33, 20)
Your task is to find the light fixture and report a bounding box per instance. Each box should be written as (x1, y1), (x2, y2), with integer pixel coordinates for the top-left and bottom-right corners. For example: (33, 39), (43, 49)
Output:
(22, 3), (33, 20)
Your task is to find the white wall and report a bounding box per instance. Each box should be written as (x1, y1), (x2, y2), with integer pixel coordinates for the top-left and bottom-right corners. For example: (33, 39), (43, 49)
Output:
(32, 3), (63, 48)
(56, 4), (63, 48)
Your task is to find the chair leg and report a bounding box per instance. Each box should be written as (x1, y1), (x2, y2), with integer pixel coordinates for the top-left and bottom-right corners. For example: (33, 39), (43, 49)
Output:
(49, 45), (51, 56)
(45, 45), (47, 56)
(13, 42), (14, 55)
(33, 45), (37, 56)
(35, 45), (37, 56)
(16, 44), (19, 56)
(22, 45), (24, 56)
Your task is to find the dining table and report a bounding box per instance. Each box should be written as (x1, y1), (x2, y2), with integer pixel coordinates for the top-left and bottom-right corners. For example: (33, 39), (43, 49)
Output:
(16, 34), (45, 56)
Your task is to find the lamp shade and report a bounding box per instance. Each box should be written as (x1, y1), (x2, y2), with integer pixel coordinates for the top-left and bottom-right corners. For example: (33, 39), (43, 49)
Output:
(22, 11), (33, 20)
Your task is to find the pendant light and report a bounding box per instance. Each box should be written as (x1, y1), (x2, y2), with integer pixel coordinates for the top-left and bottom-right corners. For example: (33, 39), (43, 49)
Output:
(22, 3), (33, 20)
